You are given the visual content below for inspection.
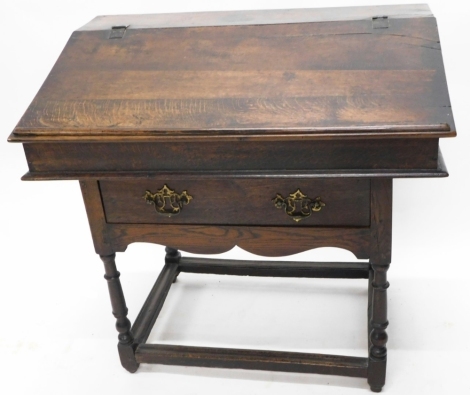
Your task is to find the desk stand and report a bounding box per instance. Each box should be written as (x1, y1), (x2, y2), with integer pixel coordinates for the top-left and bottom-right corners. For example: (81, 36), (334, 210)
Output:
(96, 179), (391, 393)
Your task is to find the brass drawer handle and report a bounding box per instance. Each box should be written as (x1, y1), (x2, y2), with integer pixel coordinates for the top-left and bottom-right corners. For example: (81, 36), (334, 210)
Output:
(143, 184), (193, 217)
(273, 189), (325, 222)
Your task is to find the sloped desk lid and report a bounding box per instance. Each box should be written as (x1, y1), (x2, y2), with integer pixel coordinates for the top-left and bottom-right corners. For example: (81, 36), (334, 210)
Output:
(9, 4), (456, 142)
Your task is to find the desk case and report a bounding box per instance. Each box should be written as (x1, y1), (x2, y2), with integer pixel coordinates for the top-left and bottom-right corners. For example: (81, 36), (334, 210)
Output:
(9, 4), (455, 392)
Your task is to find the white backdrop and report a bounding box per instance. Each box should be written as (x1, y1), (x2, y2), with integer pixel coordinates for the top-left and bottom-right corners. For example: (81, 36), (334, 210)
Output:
(1, 1), (469, 394)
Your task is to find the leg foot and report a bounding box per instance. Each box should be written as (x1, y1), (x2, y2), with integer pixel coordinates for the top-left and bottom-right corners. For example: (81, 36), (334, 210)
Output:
(118, 343), (139, 373)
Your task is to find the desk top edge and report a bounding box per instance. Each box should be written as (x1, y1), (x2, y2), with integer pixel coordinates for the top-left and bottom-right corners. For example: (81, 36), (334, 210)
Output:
(78, 4), (433, 31)
(8, 125), (456, 143)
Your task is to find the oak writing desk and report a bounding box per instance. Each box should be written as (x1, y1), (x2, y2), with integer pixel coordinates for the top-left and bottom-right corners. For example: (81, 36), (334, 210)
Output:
(8, 4), (455, 392)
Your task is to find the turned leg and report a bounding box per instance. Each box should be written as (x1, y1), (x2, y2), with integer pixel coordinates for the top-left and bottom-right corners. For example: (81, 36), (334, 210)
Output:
(368, 263), (389, 392)
(368, 178), (392, 392)
(100, 253), (139, 373)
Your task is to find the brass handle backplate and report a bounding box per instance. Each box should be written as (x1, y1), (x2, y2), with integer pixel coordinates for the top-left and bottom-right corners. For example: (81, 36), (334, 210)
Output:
(143, 184), (192, 217)
(273, 189), (325, 222)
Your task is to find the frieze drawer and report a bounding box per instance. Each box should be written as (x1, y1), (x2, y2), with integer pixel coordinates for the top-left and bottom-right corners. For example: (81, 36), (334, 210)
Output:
(100, 178), (370, 227)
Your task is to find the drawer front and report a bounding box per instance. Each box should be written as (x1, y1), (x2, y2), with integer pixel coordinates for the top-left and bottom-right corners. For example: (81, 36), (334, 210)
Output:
(100, 179), (370, 227)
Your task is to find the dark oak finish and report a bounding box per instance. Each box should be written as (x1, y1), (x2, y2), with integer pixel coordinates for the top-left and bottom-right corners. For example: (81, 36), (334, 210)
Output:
(178, 257), (370, 279)
(108, 224), (371, 259)
(367, 179), (393, 392)
(22, 139), (440, 175)
(10, 8), (454, 140)
(20, 146), (450, 181)
(9, 4), (455, 392)
(100, 178), (370, 227)
(135, 344), (369, 378)
(80, 180), (113, 255)
(100, 253), (138, 373)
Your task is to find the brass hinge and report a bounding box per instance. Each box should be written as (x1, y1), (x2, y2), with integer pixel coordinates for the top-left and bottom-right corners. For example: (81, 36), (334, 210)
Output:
(109, 25), (128, 39)
(372, 16), (389, 29)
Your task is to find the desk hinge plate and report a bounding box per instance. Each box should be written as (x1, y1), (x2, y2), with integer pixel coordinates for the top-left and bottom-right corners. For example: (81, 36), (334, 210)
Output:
(372, 16), (389, 29)
(109, 25), (128, 39)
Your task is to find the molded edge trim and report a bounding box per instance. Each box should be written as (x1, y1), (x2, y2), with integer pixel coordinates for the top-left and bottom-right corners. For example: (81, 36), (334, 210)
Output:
(9, 124), (454, 143)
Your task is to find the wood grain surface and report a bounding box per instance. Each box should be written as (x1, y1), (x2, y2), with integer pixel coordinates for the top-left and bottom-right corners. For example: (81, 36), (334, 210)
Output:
(108, 224), (370, 258)
(100, 178), (370, 226)
(10, 7), (455, 142)
(135, 344), (369, 378)
(23, 138), (439, 173)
